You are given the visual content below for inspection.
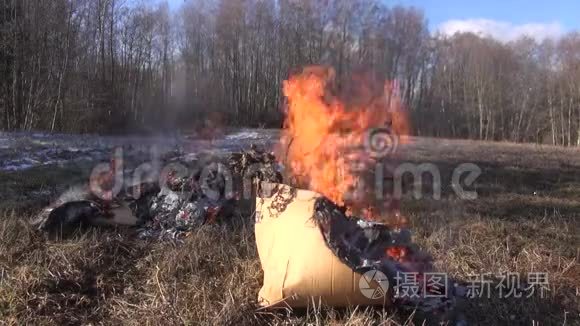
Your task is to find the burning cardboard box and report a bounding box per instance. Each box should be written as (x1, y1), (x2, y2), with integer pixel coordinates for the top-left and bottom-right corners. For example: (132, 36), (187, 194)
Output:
(255, 182), (459, 313)
(255, 182), (392, 308)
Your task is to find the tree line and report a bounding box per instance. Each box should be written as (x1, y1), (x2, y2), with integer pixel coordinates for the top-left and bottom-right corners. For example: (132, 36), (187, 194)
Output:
(1, 0), (580, 145)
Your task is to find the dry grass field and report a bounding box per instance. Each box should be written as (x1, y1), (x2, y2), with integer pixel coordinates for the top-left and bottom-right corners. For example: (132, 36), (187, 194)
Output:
(0, 138), (579, 325)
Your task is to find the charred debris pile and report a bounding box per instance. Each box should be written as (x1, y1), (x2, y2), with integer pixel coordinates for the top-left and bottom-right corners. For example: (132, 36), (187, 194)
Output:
(33, 144), (282, 241)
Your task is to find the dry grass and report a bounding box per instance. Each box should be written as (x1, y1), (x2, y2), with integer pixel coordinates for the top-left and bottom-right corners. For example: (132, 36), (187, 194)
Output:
(0, 138), (579, 325)
(0, 215), (410, 325)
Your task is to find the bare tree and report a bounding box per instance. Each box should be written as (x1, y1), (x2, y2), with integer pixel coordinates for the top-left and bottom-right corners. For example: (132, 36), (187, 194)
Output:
(1, 0), (579, 146)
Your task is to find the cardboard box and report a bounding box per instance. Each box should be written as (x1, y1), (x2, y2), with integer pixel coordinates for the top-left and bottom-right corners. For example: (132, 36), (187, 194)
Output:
(255, 183), (391, 308)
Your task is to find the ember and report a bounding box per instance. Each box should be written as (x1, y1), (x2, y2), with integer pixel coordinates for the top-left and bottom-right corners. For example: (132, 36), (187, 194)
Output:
(386, 246), (408, 261)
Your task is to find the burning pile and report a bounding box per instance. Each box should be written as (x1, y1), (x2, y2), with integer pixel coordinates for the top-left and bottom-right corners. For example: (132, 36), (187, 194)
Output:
(278, 66), (460, 313)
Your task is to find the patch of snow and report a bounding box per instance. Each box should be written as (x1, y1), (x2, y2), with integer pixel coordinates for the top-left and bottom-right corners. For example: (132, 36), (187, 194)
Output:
(225, 131), (262, 140)
(0, 129), (275, 172)
(3, 163), (35, 171)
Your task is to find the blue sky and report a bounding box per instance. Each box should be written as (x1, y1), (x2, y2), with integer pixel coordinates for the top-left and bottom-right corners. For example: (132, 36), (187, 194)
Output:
(394, 0), (579, 41)
(165, 0), (578, 41)
(394, 0), (578, 30)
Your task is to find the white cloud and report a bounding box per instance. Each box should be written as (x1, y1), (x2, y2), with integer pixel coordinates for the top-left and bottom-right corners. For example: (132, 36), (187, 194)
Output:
(437, 19), (565, 43)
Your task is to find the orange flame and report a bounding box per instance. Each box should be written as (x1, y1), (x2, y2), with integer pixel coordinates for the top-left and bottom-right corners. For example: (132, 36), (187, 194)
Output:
(280, 66), (409, 216)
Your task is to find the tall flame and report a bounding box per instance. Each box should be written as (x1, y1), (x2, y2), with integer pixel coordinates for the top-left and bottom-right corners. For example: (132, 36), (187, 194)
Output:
(280, 66), (409, 215)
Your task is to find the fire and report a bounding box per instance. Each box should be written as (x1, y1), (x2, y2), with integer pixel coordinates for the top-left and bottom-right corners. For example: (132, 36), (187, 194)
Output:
(386, 246), (408, 261)
(276, 67), (457, 310)
(280, 66), (409, 221)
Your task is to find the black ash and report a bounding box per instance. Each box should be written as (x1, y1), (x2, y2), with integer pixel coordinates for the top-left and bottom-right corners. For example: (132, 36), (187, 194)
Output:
(313, 196), (463, 314)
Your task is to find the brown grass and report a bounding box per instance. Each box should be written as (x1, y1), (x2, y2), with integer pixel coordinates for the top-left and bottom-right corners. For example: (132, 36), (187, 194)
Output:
(0, 138), (579, 325)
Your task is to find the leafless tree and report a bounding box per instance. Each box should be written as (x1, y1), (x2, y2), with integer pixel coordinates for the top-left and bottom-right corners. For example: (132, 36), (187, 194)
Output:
(1, 0), (580, 146)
